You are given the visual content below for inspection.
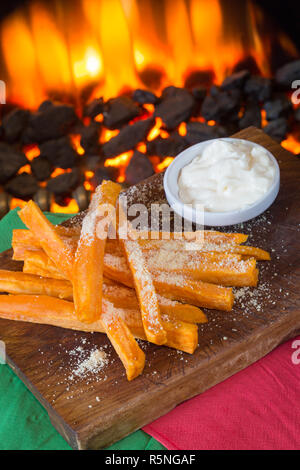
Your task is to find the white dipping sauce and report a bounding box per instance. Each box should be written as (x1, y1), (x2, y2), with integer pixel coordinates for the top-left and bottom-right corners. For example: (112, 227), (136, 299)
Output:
(178, 140), (276, 212)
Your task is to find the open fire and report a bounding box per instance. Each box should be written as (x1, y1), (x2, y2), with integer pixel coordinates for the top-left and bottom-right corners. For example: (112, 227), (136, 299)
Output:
(0, 0), (299, 217)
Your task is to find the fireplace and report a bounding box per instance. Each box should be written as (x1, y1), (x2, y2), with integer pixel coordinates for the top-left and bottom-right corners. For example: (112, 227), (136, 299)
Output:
(0, 0), (299, 218)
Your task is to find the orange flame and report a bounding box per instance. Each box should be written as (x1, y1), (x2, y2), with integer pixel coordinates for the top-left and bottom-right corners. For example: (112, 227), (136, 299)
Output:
(50, 199), (79, 214)
(100, 128), (119, 144)
(104, 150), (133, 168)
(10, 198), (27, 210)
(156, 157), (174, 172)
(50, 168), (72, 178)
(147, 117), (163, 141)
(281, 135), (300, 155)
(24, 145), (40, 161)
(70, 134), (85, 155)
(1, 0), (299, 216)
(1, 0), (298, 109)
(178, 122), (187, 137)
(17, 164), (32, 175)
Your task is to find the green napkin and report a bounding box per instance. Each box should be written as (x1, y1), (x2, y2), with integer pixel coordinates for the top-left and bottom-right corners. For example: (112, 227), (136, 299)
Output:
(0, 209), (165, 451)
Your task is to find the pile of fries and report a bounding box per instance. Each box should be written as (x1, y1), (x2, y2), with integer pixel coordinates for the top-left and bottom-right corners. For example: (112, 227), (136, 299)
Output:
(0, 181), (270, 380)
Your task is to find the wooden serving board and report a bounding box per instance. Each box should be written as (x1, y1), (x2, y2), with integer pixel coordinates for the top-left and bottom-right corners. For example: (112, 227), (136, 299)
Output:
(1, 127), (300, 450)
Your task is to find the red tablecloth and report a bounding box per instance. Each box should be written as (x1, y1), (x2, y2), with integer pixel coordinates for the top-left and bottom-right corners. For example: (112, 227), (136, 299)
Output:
(143, 336), (300, 450)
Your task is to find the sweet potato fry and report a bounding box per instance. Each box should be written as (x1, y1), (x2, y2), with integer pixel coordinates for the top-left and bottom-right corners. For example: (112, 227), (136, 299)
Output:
(157, 296), (207, 324)
(154, 272), (234, 311)
(12, 245), (38, 261)
(103, 252), (234, 310)
(101, 299), (145, 380)
(137, 227), (247, 248)
(23, 259), (67, 280)
(0, 294), (197, 354)
(0, 293), (144, 379)
(21, 248), (235, 311)
(190, 231), (248, 245)
(121, 229), (248, 244)
(12, 227), (79, 250)
(144, 249), (242, 264)
(145, 250), (258, 287)
(222, 245), (270, 260)
(120, 308), (198, 354)
(22, 250), (66, 278)
(121, 239), (167, 345)
(117, 198), (167, 345)
(12, 228), (63, 244)
(161, 316), (198, 353)
(73, 181), (122, 323)
(18, 201), (74, 280)
(103, 279), (207, 323)
(0, 269), (73, 300)
(16, 225), (244, 245)
(0, 269), (206, 325)
(13, 226), (252, 264)
(12, 230), (121, 262)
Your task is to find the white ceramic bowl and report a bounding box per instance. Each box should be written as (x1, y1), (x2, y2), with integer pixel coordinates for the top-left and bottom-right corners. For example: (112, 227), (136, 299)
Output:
(164, 138), (280, 227)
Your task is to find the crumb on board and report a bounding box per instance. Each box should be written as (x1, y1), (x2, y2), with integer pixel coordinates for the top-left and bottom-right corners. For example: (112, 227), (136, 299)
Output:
(70, 348), (108, 379)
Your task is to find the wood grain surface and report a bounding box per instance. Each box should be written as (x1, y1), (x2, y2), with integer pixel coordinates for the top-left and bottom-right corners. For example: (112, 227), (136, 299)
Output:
(0, 127), (299, 449)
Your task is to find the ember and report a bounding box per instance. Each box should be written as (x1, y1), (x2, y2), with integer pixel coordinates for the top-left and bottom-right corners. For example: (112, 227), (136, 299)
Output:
(0, 0), (299, 217)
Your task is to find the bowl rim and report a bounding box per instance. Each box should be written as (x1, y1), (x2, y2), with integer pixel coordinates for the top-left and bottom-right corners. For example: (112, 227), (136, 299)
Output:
(163, 137), (280, 226)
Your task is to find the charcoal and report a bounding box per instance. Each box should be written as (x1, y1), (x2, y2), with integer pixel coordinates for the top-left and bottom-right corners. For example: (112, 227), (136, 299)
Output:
(192, 87), (207, 102)
(91, 166), (119, 186)
(244, 76), (272, 101)
(5, 172), (39, 199)
(295, 108), (300, 123)
(201, 89), (241, 122)
(80, 123), (101, 154)
(147, 134), (187, 157)
(30, 156), (53, 181)
(264, 95), (292, 120)
(72, 185), (91, 211)
(185, 122), (227, 145)
(23, 102), (78, 143)
(0, 143), (28, 184)
(33, 188), (51, 212)
(223, 122), (240, 135)
(125, 151), (154, 185)
(132, 89), (159, 105)
(184, 70), (214, 89)
(40, 136), (77, 169)
(210, 85), (221, 97)
(102, 117), (155, 158)
(233, 56), (260, 75)
(2, 108), (30, 143)
(154, 87), (195, 129)
(83, 98), (104, 119)
(47, 169), (80, 195)
(264, 118), (288, 141)
(0, 192), (11, 219)
(139, 66), (164, 90)
(85, 155), (103, 171)
(161, 86), (183, 99)
(103, 96), (140, 129)
(38, 100), (53, 112)
(239, 101), (261, 129)
(275, 60), (300, 88)
(221, 70), (250, 91)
